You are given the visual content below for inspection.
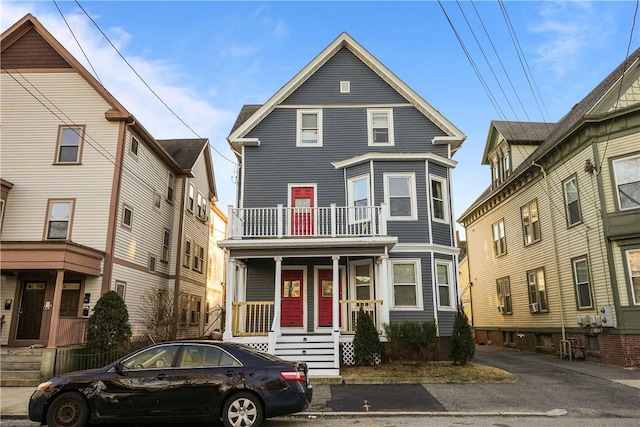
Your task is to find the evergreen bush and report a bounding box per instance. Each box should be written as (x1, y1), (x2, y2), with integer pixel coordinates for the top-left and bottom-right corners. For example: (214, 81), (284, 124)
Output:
(86, 291), (132, 354)
(450, 304), (475, 365)
(353, 307), (380, 365)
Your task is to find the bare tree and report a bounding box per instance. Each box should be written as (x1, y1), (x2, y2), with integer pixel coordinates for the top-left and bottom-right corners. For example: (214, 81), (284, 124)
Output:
(140, 288), (191, 341)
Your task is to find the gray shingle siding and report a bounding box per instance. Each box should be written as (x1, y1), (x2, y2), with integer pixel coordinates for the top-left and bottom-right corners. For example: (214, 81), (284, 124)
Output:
(282, 47), (407, 105)
(388, 252), (434, 322)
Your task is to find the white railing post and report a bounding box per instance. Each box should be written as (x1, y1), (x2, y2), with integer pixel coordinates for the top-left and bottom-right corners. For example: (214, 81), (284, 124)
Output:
(371, 206), (377, 236)
(223, 259), (236, 340)
(277, 204), (284, 238)
(380, 203), (388, 236)
(271, 256), (282, 334)
(226, 205), (236, 238)
(330, 204), (337, 237)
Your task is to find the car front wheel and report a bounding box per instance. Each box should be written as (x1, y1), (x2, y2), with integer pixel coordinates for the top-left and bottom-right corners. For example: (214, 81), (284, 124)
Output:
(222, 391), (263, 427)
(46, 391), (89, 427)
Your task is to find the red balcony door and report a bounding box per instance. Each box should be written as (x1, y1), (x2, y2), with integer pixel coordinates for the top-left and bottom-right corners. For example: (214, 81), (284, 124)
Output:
(318, 269), (341, 327)
(291, 186), (314, 235)
(281, 269), (304, 328)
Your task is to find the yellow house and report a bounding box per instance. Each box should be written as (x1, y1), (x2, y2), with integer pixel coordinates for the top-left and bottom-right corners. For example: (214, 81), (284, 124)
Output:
(458, 47), (640, 368)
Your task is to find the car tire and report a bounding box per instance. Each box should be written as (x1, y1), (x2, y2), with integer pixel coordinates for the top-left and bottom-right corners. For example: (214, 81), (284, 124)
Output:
(222, 391), (263, 427)
(46, 391), (89, 427)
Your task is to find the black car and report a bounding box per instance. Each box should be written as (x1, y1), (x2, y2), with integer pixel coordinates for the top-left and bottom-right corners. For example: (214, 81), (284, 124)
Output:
(29, 340), (313, 427)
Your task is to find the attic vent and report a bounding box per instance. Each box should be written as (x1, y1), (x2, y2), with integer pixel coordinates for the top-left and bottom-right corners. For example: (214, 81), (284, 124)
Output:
(340, 81), (351, 93)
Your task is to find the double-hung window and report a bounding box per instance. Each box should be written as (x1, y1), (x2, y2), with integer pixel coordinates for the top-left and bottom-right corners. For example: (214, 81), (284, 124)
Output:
(384, 173), (417, 220)
(436, 260), (454, 310)
(496, 277), (512, 314)
(430, 176), (448, 223)
(167, 173), (175, 202)
(367, 109), (394, 146)
(193, 244), (204, 272)
(122, 204), (133, 229)
(183, 238), (192, 268)
(625, 249), (640, 305)
(527, 268), (548, 312)
(162, 229), (171, 262)
(563, 176), (582, 226)
(55, 126), (84, 164)
(521, 200), (541, 245)
(492, 219), (506, 256)
(130, 137), (139, 158)
(572, 256), (592, 308)
(188, 183), (195, 212)
(297, 110), (322, 147)
(348, 175), (370, 222)
(46, 200), (74, 240)
(390, 259), (422, 309)
(612, 154), (640, 210)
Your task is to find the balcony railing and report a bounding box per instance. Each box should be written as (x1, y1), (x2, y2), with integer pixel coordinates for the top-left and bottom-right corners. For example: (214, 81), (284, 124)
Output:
(228, 204), (388, 239)
(340, 299), (383, 334)
(56, 318), (88, 347)
(232, 301), (274, 336)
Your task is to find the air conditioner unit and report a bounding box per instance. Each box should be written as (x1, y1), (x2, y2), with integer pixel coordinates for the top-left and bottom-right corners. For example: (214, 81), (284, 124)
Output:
(529, 302), (539, 313)
(497, 306), (505, 314)
(576, 315), (584, 326)
(589, 315), (602, 327)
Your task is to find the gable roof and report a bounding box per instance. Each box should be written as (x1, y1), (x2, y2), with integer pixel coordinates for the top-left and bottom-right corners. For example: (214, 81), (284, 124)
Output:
(481, 121), (556, 165)
(158, 138), (218, 200)
(227, 32), (466, 151)
(1, 13), (185, 173)
(459, 46), (640, 222)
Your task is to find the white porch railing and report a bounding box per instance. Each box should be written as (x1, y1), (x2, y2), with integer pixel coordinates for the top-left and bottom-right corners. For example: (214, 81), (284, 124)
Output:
(340, 299), (383, 334)
(227, 204), (388, 239)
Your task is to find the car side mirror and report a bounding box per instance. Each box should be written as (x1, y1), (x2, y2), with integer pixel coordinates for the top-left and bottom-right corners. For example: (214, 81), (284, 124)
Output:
(114, 362), (128, 376)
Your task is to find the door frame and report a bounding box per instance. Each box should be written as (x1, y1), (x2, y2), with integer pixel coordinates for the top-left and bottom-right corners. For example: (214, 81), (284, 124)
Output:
(313, 265), (346, 333)
(287, 183), (317, 236)
(281, 266), (307, 333)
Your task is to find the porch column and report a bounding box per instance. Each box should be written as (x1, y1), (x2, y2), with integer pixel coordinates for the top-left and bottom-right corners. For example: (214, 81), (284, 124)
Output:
(47, 270), (65, 348)
(332, 255), (340, 332)
(379, 255), (390, 327)
(272, 257), (283, 334)
(223, 258), (236, 340)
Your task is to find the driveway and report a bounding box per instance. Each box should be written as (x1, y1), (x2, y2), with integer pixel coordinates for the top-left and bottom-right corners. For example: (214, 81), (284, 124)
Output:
(426, 345), (640, 418)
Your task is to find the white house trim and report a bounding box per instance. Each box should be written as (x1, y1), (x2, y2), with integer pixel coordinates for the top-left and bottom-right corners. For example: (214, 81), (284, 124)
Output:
(332, 152), (457, 169)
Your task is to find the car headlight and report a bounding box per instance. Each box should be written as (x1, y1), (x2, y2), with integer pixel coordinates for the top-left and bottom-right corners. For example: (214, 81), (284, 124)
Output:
(36, 381), (53, 392)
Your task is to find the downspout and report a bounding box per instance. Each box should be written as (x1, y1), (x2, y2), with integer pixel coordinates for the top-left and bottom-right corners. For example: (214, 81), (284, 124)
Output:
(172, 177), (187, 339)
(532, 162), (566, 342)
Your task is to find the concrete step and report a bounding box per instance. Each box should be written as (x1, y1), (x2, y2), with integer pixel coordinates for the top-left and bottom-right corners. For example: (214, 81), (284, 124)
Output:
(0, 370), (41, 380)
(1, 348), (45, 356)
(308, 369), (341, 379)
(0, 378), (40, 387)
(0, 360), (42, 370)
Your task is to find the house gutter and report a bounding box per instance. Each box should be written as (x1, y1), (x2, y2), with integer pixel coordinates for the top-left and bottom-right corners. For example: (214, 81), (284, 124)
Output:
(532, 162), (566, 342)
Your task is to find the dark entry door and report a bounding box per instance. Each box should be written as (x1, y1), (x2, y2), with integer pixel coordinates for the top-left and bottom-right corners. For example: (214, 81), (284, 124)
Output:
(281, 270), (304, 327)
(16, 282), (45, 340)
(318, 269), (341, 327)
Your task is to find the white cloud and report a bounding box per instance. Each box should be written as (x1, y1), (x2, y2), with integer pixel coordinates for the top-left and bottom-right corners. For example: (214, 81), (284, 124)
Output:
(2, 1), (238, 208)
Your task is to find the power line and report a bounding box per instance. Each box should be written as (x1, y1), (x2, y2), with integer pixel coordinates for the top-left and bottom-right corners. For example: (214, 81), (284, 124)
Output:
(70, 0), (236, 166)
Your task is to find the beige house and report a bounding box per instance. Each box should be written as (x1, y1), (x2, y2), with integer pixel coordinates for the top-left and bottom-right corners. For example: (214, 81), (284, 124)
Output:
(204, 203), (227, 338)
(458, 47), (640, 367)
(0, 14), (217, 349)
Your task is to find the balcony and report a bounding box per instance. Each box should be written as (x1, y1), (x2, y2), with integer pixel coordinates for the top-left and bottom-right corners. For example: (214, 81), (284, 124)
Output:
(227, 204), (388, 240)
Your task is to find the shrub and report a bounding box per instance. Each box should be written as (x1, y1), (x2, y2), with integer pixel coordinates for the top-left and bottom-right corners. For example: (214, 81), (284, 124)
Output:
(383, 320), (437, 361)
(86, 291), (131, 354)
(353, 308), (381, 365)
(450, 305), (475, 365)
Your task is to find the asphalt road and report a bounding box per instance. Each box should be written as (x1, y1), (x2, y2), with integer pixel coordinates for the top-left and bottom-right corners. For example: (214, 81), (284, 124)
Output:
(426, 345), (640, 418)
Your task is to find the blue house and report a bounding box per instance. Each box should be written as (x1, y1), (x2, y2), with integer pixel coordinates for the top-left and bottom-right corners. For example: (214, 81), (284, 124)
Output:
(219, 33), (466, 377)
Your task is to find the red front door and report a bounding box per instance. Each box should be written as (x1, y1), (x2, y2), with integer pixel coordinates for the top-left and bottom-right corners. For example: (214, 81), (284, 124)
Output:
(291, 187), (314, 235)
(318, 269), (342, 327)
(281, 270), (304, 327)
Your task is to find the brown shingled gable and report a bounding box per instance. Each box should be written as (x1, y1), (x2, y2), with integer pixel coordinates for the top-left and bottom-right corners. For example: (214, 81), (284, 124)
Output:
(1, 27), (71, 70)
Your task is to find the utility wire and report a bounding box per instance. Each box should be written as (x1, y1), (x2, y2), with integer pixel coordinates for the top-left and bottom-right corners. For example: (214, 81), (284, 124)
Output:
(71, 0), (236, 166)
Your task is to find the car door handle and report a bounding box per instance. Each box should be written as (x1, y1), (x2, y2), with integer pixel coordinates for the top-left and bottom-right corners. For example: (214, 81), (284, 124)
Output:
(155, 373), (168, 380)
(225, 370), (238, 377)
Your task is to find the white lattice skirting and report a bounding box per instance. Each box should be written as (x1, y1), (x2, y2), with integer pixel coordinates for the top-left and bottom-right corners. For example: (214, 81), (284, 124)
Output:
(341, 342), (381, 365)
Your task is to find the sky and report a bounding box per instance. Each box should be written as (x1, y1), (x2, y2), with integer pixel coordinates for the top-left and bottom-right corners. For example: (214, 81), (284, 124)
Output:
(2, 1), (639, 237)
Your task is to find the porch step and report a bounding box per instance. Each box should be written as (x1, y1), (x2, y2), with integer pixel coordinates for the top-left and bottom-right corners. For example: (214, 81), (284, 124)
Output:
(1, 347), (43, 387)
(274, 335), (339, 377)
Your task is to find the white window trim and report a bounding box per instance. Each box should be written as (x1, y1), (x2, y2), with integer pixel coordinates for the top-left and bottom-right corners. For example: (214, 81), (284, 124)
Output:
(115, 281), (126, 300)
(612, 154), (640, 211)
(563, 176), (582, 226)
(384, 173), (418, 221)
(492, 219), (506, 257)
(625, 249), (640, 306)
(129, 136), (140, 159)
(122, 204), (133, 229)
(367, 108), (394, 146)
(572, 257), (593, 309)
(296, 109), (323, 147)
(148, 254), (157, 272)
(347, 174), (371, 223)
(429, 175), (449, 224)
(389, 258), (423, 310)
(188, 183), (195, 212)
(340, 81), (351, 93)
(435, 259), (455, 311)
(45, 199), (74, 240)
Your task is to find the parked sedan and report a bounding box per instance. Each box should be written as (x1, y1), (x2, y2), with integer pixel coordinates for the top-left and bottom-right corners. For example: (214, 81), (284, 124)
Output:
(29, 340), (313, 427)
